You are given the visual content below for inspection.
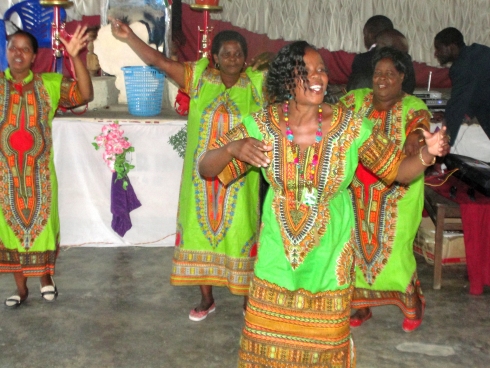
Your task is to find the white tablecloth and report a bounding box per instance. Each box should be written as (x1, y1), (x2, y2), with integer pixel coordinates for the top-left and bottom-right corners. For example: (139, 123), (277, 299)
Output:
(53, 110), (186, 247)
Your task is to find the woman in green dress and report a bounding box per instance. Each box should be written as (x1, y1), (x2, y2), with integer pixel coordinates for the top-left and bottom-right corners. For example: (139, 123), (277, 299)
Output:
(0, 27), (93, 307)
(199, 41), (448, 367)
(111, 19), (270, 321)
(341, 47), (430, 332)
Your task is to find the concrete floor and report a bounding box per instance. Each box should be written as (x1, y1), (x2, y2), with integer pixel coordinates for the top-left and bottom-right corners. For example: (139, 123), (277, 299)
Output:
(1, 247), (489, 368)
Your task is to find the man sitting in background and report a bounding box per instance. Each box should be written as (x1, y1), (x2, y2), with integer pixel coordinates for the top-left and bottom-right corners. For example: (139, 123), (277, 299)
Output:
(434, 27), (490, 161)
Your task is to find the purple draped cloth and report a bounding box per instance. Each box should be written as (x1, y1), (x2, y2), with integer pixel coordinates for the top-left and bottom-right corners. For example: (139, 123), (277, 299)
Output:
(110, 173), (141, 237)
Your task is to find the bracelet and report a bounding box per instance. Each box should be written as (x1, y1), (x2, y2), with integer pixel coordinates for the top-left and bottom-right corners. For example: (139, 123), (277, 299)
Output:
(411, 127), (428, 134)
(411, 127), (427, 143)
(418, 146), (436, 167)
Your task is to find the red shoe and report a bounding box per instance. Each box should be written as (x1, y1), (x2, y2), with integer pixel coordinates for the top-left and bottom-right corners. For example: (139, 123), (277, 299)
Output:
(189, 303), (216, 322)
(402, 317), (422, 332)
(402, 296), (426, 332)
(350, 309), (372, 328)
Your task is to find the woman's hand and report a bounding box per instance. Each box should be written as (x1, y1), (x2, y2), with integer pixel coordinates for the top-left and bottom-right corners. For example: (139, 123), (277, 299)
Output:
(397, 127), (450, 184)
(59, 25), (93, 102)
(424, 126), (450, 157)
(107, 16), (186, 88)
(199, 138), (272, 178)
(61, 25), (89, 58)
(227, 138), (272, 167)
(109, 17), (132, 40)
(404, 132), (423, 156)
(249, 52), (275, 71)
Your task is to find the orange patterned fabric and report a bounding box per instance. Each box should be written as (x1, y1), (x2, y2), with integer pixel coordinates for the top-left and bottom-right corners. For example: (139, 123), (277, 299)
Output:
(0, 71), (82, 276)
(171, 59), (265, 294)
(239, 276), (355, 368)
(214, 102), (404, 366)
(218, 104), (402, 271)
(341, 89), (430, 316)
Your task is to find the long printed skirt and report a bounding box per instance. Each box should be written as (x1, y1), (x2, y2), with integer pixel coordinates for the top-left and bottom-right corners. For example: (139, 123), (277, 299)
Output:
(238, 277), (356, 368)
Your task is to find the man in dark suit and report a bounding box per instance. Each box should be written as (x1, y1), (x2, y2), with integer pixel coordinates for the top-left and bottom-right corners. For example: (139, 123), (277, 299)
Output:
(346, 15), (393, 91)
(434, 27), (490, 146)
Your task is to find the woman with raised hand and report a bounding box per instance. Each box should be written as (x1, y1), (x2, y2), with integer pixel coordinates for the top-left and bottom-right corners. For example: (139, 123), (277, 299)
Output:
(110, 19), (270, 321)
(1, 26), (93, 307)
(199, 41), (448, 366)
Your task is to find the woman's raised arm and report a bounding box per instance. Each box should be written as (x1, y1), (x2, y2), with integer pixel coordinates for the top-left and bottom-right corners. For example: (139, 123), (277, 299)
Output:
(60, 25), (94, 102)
(109, 17), (186, 89)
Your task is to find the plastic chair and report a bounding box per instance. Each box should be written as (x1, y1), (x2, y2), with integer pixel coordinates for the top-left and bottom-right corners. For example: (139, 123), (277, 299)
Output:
(0, 20), (7, 72)
(3, 0), (66, 49)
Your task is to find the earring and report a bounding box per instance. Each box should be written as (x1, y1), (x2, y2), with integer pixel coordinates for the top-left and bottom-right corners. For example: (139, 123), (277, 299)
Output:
(215, 63), (220, 70)
(324, 89), (328, 96)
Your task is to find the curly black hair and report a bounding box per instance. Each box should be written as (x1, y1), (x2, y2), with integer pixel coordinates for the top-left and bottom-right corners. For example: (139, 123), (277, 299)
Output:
(372, 46), (411, 84)
(8, 30), (39, 54)
(211, 30), (248, 60)
(266, 41), (319, 103)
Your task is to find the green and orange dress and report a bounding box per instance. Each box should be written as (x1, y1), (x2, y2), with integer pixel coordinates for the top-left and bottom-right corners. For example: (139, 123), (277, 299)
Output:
(0, 68), (86, 276)
(215, 103), (403, 367)
(170, 58), (265, 295)
(341, 88), (431, 319)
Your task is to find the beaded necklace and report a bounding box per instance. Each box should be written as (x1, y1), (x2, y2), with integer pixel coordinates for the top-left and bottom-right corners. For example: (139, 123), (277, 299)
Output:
(283, 100), (323, 205)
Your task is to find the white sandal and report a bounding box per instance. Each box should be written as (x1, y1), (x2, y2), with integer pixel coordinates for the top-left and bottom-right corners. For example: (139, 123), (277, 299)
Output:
(40, 277), (58, 302)
(5, 294), (23, 308)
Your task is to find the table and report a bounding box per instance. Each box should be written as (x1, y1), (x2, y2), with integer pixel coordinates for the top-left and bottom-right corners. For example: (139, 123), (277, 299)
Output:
(424, 175), (490, 294)
(53, 106), (186, 247)
(423, 185), (463, 289)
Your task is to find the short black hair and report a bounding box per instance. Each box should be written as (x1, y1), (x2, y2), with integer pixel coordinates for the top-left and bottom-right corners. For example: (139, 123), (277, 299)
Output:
(8, 30), (39, 54)
(434, 27), (465, 48)
(266, 40), (321, 103)
(372, 46), (411, 84)
(211, 30), (248, 60)
(364, 15), (394, 37)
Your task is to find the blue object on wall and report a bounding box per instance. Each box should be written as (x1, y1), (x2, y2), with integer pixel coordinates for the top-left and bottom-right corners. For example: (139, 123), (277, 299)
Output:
(0, 20), (7, 72)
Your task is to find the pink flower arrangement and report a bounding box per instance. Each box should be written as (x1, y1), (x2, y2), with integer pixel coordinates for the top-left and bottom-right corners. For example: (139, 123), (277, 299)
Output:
(93, 122), (135, 189)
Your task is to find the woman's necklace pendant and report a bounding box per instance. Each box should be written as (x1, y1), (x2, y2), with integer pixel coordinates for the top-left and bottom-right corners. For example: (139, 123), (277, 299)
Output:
(287, 145), (296, 162)
(302, 187), (317, 206)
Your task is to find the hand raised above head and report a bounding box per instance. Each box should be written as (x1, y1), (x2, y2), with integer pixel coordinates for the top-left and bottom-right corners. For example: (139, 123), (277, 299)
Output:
(108, 17), (132, 40)
(60, 25), (89, 58)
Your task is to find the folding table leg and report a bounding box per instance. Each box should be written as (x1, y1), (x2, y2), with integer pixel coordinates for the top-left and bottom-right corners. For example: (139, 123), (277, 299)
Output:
(433, 205), (446, 289)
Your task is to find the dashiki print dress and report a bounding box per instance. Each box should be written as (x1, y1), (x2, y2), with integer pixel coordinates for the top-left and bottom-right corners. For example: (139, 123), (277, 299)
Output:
(170, 58), (265, 295)
(341, 89), (431, 319)
(0, 69), (85, 276)
(215, 103), (403, 368)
